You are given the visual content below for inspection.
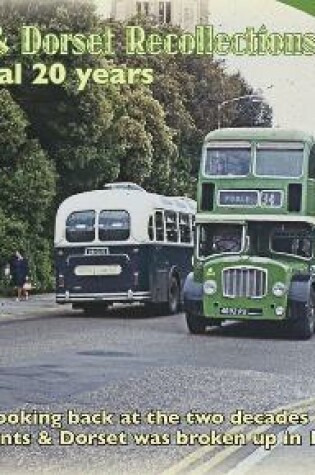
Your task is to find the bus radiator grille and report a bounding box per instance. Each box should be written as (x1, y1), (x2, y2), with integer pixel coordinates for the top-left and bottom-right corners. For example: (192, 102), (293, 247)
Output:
(222, 267), (267, 299)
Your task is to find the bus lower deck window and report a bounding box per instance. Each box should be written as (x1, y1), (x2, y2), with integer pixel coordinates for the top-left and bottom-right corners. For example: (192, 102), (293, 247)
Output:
(271, 225), (312, 259)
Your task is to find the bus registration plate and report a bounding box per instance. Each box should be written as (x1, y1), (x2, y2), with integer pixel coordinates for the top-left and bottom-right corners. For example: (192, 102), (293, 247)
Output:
(220, 307), (248, 316)
(220, 308), (263, 317)
(85, 248), (109, 256)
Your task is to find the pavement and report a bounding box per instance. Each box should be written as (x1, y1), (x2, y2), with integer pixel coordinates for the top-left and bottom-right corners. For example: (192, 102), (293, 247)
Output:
(0, 294), (65, 319)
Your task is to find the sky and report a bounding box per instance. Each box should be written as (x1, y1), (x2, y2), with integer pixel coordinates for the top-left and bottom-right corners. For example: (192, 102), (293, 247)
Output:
(209, 0), (315, 132)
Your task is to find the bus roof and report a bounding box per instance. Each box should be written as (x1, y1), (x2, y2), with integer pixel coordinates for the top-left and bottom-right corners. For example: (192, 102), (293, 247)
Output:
(204, 128), (315, 144)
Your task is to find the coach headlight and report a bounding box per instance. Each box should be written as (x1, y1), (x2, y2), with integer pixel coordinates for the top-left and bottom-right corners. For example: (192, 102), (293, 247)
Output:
(272, 282), (287, 297)
(204, 280), (217, 296)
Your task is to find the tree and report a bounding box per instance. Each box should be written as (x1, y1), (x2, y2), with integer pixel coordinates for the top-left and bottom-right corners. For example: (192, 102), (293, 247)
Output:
(0, 2), (274, 292)
(106, 18), (273, 192)
(0, 89), (56, 290)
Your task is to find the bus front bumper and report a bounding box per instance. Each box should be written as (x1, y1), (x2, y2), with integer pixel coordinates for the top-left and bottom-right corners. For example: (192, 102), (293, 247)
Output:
(56, 291), (151, 304)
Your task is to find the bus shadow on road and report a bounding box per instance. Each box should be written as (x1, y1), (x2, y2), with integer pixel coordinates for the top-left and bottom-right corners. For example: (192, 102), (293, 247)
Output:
(68, 304), (173, 321)
(203, 321), (304, 341)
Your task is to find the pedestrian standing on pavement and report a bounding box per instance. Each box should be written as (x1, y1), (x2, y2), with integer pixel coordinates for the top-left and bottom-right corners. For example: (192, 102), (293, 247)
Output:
(9, 251), (29, 301)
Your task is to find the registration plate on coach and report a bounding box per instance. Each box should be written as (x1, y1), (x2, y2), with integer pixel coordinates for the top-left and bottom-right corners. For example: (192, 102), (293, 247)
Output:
(85, 248), (109, 256)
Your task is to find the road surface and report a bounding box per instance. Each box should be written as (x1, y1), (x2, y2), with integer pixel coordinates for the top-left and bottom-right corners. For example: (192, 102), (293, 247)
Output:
(0, 295), (315, 474)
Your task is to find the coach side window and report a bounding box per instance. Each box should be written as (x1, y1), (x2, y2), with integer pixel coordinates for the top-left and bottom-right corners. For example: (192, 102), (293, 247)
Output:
(148, 216), (154, 241)
(179, 213), (191, 243)
(309, 145), (315, 179)
(155, 211), (165, 242)
(165, 211), (178, 243)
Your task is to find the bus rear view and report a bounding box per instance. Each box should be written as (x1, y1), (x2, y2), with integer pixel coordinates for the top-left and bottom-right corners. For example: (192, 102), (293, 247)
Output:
(55, 183), (196, 315)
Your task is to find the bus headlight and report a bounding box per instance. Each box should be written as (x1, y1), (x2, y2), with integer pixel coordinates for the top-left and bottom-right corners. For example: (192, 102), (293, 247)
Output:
(204, 280), (217, 296)
(272, 282), (287, 297)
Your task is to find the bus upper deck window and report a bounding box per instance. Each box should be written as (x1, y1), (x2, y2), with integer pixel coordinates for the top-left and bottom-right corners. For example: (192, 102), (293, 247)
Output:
(99, 211), (130, 241)
(205, 147), (251, 176)
(256, 143), (304, 178)
(66, 211), (96, 243)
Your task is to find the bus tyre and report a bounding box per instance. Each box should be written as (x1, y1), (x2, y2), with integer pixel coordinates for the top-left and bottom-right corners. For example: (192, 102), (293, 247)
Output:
(290, 300), (315, 341)
(167, 276), (181, 315)
(207, 319), (222, 327)
(186, 313), (206, 335)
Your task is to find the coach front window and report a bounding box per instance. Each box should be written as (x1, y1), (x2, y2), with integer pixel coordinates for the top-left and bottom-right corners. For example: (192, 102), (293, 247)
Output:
(99, 211), (130, 241)
(66, 210), (96, 243)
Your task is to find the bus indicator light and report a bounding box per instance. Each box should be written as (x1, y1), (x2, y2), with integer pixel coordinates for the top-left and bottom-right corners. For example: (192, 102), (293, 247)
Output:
(275, 307), (285, 317)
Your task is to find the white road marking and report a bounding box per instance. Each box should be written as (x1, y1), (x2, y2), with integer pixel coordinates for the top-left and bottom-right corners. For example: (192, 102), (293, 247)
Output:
(225, 424), (305, 475)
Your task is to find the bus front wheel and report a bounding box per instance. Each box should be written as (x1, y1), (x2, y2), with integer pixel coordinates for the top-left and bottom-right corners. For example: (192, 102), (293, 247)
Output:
(186, 313), (206, 335)
(289, 298), (315, 340)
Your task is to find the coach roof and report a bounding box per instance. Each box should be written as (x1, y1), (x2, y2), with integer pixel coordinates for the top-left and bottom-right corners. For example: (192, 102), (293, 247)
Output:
(56, 188), (196, 216)
(204, 128), (315, 144)
(55, 188), (196, 246)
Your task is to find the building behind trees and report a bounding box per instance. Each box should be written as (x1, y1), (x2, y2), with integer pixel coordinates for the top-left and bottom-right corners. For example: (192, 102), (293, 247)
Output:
(97, 0), (210, 31)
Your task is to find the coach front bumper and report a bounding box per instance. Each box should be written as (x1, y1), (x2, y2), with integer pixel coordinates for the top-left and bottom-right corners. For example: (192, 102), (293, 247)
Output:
(56, 291), (151, 304)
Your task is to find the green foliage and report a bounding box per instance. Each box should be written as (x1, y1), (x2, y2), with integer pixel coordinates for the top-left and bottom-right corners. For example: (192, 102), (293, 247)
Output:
(107, 18), (272, 189)
(0, 89), (56, 292)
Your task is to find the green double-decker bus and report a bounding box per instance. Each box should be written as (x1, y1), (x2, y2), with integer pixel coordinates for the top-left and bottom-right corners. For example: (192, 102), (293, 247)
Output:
(184, 128), (315, 339)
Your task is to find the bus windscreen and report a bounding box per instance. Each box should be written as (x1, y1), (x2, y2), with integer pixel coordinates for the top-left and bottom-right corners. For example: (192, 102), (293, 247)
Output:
(198, 223), (244, 257)
(256, 146), (304, 178)
(205, 147), (251, 176)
